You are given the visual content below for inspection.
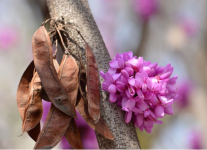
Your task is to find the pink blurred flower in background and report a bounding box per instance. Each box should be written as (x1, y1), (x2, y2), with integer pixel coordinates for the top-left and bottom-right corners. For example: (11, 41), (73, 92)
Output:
(178, 16), (198, 37)
(41, 101), (99, 149)
(175, 80), (193, 109)
(0, 26), (18, 50)
(134, 0), (158, 21)
(188, 130), (202, 149)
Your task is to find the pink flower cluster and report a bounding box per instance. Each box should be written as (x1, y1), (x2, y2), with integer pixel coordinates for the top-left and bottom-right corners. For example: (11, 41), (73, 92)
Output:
(134, 0), (158, 21)
(100, 51), (178, 133)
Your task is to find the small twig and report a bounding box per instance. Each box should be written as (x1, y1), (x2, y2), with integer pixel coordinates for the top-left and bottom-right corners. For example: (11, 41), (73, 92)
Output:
(53, 39), (58, 58)
(54, 24), (70, 54)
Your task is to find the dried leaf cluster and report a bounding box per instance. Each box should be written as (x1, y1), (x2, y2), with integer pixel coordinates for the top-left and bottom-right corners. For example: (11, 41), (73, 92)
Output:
(16, 19), (114, 149)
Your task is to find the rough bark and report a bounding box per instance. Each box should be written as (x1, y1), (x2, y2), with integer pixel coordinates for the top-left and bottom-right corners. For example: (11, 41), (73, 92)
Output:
(47, 0), (140, 149)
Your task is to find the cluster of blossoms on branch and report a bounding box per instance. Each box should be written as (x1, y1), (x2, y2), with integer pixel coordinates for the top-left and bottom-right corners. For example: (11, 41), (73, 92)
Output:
(100, 51), (178, 133)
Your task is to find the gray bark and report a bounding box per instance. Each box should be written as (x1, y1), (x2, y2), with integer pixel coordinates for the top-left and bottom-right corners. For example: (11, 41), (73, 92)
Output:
(47, 0), (140, 149)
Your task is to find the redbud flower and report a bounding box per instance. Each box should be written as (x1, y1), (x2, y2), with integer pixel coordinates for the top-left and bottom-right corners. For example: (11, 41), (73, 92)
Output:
(134, 0), (158, 21)
(100, 51), (178, 133)
(0, 26), (18, 50)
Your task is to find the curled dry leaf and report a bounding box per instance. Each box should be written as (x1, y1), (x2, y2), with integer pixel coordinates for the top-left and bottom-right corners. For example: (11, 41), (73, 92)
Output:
(85, 42), (100, 123)
(35, 54), (82, 149)
(32, 26), (76, 118)
(16, 61), (40, 141)
(22, 72), (43, 133)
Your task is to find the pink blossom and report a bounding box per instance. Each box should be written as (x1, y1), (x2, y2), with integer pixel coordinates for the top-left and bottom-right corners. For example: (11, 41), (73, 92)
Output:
(188, 130), (202, 149)
(0, 26), (18, 50)
(180, 17), (198, 37)
(134, 0), (158, 21)
(100, 51), (177, 133)
(175, 80), (193, 109)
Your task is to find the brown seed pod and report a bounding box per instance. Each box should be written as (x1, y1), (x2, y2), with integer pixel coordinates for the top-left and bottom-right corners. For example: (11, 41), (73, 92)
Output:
(41, 58), (60, 102)
(85, 42), (100, 123)
(32, 26), (76, 118)
(76, 95), (114, 140)
(34, 104), (70, 149)
(34, 54), (80, 149)
(16, 61), (40, 141)
(64, 118), (83, 149)
(59, 54), (82, 148)
(22, 72), (43, 133)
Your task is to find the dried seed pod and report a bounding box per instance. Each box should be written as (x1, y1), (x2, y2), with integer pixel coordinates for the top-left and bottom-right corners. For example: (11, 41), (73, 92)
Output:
(34, 104), (70, 149)
(85, 42), (100, 123)
(76, 95), (114, 140)
(16, 61), (40, 141)
(34, 54), (80, 149)
(64, 118), (83, 149)
(32, 26), (76, 118)
(22, 72), (43, 133)
(41, 58), (60, 102)
(58, 54), (82, 148)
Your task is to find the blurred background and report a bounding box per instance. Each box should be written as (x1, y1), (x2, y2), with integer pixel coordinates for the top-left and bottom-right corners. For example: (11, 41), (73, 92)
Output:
(0, 0), (207, 149)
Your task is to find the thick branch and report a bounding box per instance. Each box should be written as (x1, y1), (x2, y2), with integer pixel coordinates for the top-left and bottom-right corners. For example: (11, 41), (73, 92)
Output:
(47, 0), (140, 149)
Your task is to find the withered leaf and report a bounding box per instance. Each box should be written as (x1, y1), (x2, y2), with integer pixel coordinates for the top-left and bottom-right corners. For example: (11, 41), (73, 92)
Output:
(32, 26), (76, 118)
(22, 72), (43, 133)
(16, 61), (40, 141)
(85, 42), (100, 123)
(34, 54), (81, 149)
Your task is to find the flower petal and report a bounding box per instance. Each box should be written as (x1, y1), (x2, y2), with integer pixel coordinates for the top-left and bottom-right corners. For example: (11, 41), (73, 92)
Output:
(102, 82), (109, 91)
(148, 62), (158, 69)
(145, 126), (153, 133)
(128, 78), (135, 86)
(128, 99), (135, 110)
(109, 93), (117, 103)
(124, 67), (134, 76)
(117, 58), (124, 68)
(108, 67), (117, 75)
(125, 111), (132, 123)
(164, 105), (174, 115)
(136, 100), (149, 111)
(160, 71), (172, 80)
(108, 84), (117, 94)
(136, 114), (144, 127)
(155, 105), (165, 118)
(121, 69), (129, 78)
(117, 84), (125, 92)
(132, 107), (143, 114)
(137, 89), (144, 100)
(109, 60), (119, 68)
(100, 71), (106, 79)
(112, 73), (121, 81)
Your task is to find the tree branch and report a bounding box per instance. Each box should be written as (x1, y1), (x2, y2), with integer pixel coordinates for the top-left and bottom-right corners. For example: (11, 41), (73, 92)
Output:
(46, 0), (140, 149)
